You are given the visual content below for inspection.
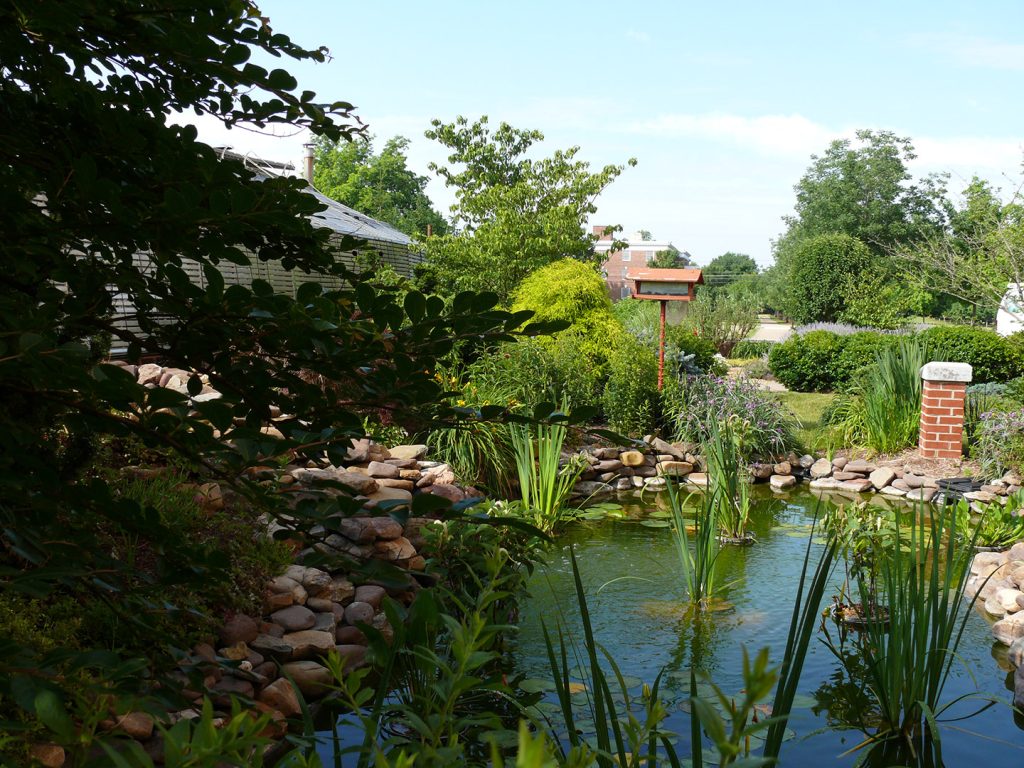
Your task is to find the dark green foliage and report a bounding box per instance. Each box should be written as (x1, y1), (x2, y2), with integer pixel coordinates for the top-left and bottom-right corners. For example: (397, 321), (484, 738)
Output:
(602, 335), (659, 436)
(0, 2), (572, 758)
(919, 325), (1024, 383)
(785, 234), (873, 323)
(829, 332), (904, 391)
(768, 331), (846, 392)
(668, 330), (723, 374)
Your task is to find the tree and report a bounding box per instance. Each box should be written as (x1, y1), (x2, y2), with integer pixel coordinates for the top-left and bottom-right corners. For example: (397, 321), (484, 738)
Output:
(1, 3), (556, 759)
(638, 229), (654, 241)
(904, 175), (1024, 321)
(649, 245), (691, 268)
(785, 234), (873, 323)
(779, 129), (948, 255)
(702, 252), (758, 287)
(313, 134), (448, 237)
(418, 116), (636, 304)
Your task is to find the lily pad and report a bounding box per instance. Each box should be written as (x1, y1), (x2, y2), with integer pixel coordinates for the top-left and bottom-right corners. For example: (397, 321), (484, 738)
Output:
(640, 519), (672, 528)
(518, 678), (555, 694)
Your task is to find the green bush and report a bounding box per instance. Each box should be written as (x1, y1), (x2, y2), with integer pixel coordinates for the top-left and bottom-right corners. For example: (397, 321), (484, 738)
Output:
(919, 325), (1024, 383)
(830, 332), (904, 391)
(732, 340), (776, 359)
(512, 259), (624, 387)
(666, 326), (722, 374)
(768, 331), (846, 392)
(602, 335), (659, 436)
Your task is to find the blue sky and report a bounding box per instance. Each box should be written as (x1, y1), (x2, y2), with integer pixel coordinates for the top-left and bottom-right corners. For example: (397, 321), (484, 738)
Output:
(182, 0), (1024, 265)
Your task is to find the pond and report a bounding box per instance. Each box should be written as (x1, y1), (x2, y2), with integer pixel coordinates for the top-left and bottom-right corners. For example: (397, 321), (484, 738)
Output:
(511, 486), (1024, 765)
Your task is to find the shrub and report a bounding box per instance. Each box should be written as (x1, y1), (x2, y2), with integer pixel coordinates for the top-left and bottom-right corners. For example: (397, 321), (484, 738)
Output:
(602, 335), (659, 436)
(682, 290), (758, 356)
(786, 233), (873, 323)
(615, 297), (721, 374)
(975, 409), (1024, 476)
(663, 374), (799, 459)
(732, 340), (776, 358)
(918, 325), (1024, 383)
(512, 259), (624, 390)
(768, 331), (846, 392)
(666, 326), (722, 374)
(859, 337), (929, 454)
(467, 340), (559, 413)
(830, 332), (904, 391)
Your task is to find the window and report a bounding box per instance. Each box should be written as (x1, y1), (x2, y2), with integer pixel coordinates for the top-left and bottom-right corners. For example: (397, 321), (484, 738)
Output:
(621, 249), (631, 262)
(620, 283), (631, 299)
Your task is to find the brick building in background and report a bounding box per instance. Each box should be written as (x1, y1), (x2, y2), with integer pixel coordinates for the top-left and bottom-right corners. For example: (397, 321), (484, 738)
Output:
(592, 226), (690, 300)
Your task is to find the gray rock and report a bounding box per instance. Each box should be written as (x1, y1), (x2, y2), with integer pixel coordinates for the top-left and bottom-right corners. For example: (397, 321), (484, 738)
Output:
(595, 459), (624, 472)
(845, 459), (876, 474)
(364, 486), (413, 508)
(645, 436), (686, 460)
(292, 467), (379, 495)
(301, 568), (332, 596)
(281, 630), (336, 660)
(891, 478), (911, 491)
(832, 457), (849, 470)
(810, 458), (833, 479)
(751, 463), (774, 480)
(306, 597), (334, 612)
(809, 478), (841, 490)
(902, 473), (924, 489)
(773, 461), (792, 476)
(388, 444), (428, 460)
(687, 473), (708, 488)
(281, 660), (333, 698)
(344, 601), (375, 626)
(1009, 637), (1024, 668)
(335, 644), (369, 670)
(840, 478), (874, 493)
(644, 477), (667, 490)
(366, 460), (400, 479)
(905, 488), (936, 503)
(799, 454), (815, 469)
(219, 614), (259, 646)
(270, 605), (316, 632)
(614, 477), (633, 491)
(354, 585), (387, 608)
(964, 490), (998, 503)
(992, 612), (1024, 645)
(573, 481), (613, 496)
(1015, 664), (1024, 710)
(833, 471), (864, 481)
(250, 633), (293, 660)
(880, 485), (907, 497)
(658, 461), (693, 477)
(312, 613), (337, 633)
(869, 467), (897, 490)
(770, 474), (797, 490)
(267, 575), (300, 595)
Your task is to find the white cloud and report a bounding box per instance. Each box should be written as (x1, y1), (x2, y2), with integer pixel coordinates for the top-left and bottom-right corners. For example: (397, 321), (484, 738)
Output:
(625, 29), (651, 44)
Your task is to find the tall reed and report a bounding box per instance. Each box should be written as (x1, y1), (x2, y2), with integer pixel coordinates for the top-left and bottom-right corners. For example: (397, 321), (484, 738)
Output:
(666, 476), (720, 608)
(861, 337), (929, 454)
(701, 417), (751, 540)
(825, 503), (984, 759)
(510, 413), (585, 534)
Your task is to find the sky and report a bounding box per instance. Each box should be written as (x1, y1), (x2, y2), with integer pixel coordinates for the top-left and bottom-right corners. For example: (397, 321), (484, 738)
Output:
(180, 0), (1024, 266)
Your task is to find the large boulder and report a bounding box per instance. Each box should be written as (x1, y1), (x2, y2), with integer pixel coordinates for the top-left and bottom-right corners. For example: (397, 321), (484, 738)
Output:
(388, 444), (428, 460)
(809, 458), (833, 479)
(281, 660), (334, 698)
(992, 611), (1024, 645)
(869, 467), (896, 490)
(270, 605), (316, 632)
(770, 474), (797, 490)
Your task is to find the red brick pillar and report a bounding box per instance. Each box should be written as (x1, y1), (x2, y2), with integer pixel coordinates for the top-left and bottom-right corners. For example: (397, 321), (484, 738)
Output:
(919, 362), (972, 460)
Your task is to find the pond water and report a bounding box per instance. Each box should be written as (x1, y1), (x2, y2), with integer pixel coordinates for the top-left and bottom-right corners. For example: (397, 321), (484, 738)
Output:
(511, 487), (1024, 765)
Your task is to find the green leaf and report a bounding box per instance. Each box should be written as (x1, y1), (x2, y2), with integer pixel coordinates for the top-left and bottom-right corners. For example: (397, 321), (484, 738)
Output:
(34, 690), (74, 742)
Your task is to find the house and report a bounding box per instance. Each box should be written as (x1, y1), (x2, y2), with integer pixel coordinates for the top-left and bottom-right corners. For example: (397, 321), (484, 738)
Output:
(109, 149), (417, 352)
(591, 226), (691, 300)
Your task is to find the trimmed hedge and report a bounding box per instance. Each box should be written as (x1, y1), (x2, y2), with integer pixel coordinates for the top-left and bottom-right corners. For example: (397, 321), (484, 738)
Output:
(919, 326), (1024, 384)
(769, 325), (1024, 392)
(768, 331), (844, 392)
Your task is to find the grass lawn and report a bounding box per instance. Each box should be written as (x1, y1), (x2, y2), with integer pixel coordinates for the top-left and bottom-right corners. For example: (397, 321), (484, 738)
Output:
(773, 391), (835, 452)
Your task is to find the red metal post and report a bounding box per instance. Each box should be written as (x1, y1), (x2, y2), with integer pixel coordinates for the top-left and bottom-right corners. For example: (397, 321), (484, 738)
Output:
(658, 299), (666, 390)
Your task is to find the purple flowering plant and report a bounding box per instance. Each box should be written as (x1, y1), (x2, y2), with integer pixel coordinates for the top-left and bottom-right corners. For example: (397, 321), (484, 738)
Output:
(664, 374), (800, 460)
(976, 408), (1024, 476)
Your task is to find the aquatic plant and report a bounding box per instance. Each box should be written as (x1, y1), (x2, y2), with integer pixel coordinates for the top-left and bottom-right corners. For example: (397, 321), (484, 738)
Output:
(954, 490), (1024, 548)
(510, 408), (586, 534)
(824, 504), (986, 760)
(702, 416), (752, 540)
(859, 336), (929, 454)
(666, 477), (720, 608)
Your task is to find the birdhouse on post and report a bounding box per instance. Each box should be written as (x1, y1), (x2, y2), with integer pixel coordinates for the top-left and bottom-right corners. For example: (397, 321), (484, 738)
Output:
(627, 268), (704, 390)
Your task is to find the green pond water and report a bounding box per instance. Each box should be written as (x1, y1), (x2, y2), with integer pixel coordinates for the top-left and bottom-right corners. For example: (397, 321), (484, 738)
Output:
(510, 486), (1024, 765)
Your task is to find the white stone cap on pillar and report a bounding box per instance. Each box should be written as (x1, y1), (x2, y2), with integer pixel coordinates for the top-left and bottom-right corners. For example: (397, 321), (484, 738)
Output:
(920, 361), (973, 383)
